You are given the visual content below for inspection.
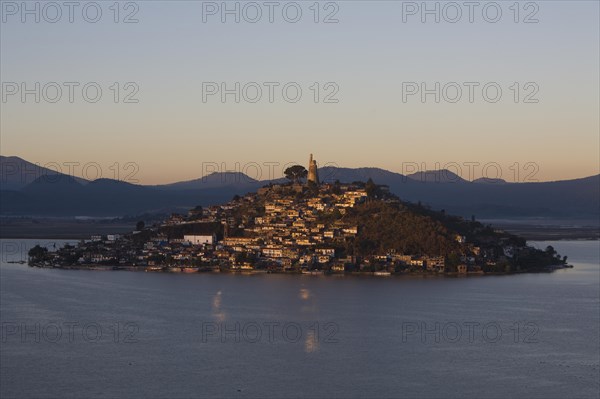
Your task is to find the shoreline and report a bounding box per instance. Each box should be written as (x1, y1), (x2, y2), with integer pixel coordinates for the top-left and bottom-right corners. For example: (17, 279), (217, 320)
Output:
(22, 263), (574, 276)
(490, 225), (599, 241)
(0, 224), (133, 240)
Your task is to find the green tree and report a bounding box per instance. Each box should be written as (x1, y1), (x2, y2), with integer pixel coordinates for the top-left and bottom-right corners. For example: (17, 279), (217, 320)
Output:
(28, 245), (48, 263)
(307, 180), (319, 195)
(365, 178), (379, 198)
(332, 180), (342, 195)
(284, 165), (308, 184)
(445, 253), (461, 269)
(365, 178), (377, 198)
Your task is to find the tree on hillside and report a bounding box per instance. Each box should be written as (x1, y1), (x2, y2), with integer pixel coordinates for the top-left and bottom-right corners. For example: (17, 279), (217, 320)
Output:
(28, 245), (48, 263)
(365, 178), (379, 198)
(284, 165), (308, 184)
(332, 180), (342, 195)
(307, 180), (319, 195)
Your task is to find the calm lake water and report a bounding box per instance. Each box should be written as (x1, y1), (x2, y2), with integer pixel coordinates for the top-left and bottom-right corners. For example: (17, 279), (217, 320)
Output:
(1, 239), (599, 398)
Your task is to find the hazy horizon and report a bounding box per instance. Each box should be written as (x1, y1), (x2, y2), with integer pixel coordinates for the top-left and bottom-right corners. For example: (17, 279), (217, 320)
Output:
(0, 152), (599, 185)
(2, 1), (599, 184)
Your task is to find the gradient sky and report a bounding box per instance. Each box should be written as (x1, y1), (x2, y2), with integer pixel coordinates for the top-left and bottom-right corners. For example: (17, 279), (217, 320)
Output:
(1, 0), (599, 184)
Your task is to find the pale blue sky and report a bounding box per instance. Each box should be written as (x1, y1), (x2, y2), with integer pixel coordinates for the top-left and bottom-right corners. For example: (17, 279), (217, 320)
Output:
(1, 1), (599, 183)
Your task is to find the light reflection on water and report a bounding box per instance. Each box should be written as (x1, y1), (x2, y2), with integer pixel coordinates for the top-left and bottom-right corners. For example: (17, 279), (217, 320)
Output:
(0, 239), (598, 398)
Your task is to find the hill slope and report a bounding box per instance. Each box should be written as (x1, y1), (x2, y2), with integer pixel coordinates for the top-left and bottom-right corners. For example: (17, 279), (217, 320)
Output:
(0, 155), (88, 190)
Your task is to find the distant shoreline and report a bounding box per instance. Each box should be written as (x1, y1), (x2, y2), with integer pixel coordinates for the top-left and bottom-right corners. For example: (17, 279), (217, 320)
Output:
(20, 263), (574, 276)
(484, 223), (599, 241)
(0, 220), (133, 240)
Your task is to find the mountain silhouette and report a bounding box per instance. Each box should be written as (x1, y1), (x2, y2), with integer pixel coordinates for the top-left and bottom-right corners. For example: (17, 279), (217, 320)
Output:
(0, 155), (88, 191)
(1, 157), (598, 220)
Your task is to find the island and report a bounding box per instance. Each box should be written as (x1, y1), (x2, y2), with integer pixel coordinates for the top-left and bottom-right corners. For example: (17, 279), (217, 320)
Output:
(28, 155), (571, 275)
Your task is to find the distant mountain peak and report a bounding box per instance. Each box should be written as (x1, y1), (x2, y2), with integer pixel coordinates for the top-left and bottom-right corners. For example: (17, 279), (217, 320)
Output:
(89, 178), (139, 186)
(406, 169), (467, 183)
(204, 171), (258, 182)
(473, 177), (507, 184)
(159, 171), (259, 191)
(0, 155), (88, 191)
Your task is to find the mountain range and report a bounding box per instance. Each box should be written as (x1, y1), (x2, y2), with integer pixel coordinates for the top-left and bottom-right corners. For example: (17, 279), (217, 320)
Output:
(1, 155), (598, 220)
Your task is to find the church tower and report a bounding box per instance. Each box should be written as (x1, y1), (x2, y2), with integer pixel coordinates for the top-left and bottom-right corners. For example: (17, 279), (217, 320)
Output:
(307, 154), (319, 185)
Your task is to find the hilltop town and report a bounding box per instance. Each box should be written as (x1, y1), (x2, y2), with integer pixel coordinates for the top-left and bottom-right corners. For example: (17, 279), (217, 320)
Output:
(28, 155), (570, 275)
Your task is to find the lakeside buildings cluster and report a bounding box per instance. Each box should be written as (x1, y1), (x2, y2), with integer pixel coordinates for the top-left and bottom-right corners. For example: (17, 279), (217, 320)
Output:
(31, 155), (547, 275)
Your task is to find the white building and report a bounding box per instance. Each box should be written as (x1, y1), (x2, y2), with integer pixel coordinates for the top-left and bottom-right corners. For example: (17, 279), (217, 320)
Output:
(184, 234), (216, 246)
(263, 247), (283, 258)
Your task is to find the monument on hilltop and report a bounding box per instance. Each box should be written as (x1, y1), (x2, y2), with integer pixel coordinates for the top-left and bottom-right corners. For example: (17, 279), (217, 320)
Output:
(307, 154), (319, 185)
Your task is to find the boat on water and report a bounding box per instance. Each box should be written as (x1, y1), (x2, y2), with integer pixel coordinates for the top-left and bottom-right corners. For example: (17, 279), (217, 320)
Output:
(374, 271), (392, 276)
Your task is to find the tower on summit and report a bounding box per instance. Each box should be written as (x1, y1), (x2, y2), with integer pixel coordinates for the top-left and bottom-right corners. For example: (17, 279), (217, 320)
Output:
(307, 154), (319, 185)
